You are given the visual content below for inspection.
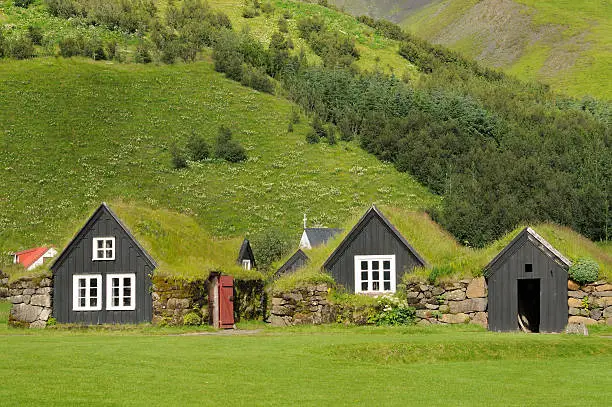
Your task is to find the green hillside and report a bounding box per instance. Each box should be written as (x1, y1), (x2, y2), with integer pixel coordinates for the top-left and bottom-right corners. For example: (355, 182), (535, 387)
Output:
(402, 0), (611, 99)
(0, 57), (435, 261)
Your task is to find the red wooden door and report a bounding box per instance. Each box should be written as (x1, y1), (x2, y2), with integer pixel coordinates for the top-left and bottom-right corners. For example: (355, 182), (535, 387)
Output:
(218, 275), (234, 329)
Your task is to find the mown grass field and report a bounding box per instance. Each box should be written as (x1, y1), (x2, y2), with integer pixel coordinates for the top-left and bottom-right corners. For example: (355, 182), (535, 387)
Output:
(0, 304), (611, 406)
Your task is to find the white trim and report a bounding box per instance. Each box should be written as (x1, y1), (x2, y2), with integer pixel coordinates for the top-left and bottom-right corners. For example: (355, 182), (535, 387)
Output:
(106, 273), (136, 311)
(26, 248), (58, 271)
(92, 237), (115, 261)
(299, 231), (311, 250)
(242, 259), (252, 270)
(354, 255), (396, 294)
(73, 274), (103, 311)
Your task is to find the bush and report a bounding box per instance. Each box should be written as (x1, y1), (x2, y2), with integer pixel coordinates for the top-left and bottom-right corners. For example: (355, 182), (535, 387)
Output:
(14, 0), (34, 8)
(367, 295), (416, 326)
(46, 317), (57, 327)
(186, 132), (210, 161)
(242, 7), (259, 18)
(251, 228), (292, 271)
(135, 40), (153, 63)
(27, 26), (44, 46)
(8, 35), (35, 59)
(261, 2), (274, 14)
(305, 129), (319, 144)
(183, 312), (201, 326)
(326, 125), (336, 145)
(241, 66), (274, 94)
(568, 258), (599, 285)
(278, 17), (288, 33)
(170, 143), (188, 169)
(59, 35), (84, 58)
(215, 126), (247, 162)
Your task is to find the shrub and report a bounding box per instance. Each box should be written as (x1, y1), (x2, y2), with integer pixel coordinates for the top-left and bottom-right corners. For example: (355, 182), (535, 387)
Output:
(8, 35), (35, 59)
(278, 17), (288, 33)
(183, 312), (201, 326)
(568, 258), (599, 285)
(367, 295), (416, 326)
(305, 129), (319, 144)
(170, 143), (188, 169)
(261, 2), (274, 14)
(241, 66), (274, 94)
(326, 125), (336, 145)
(242, 7), (259, 18)
(27, 26), (44, 46)
(251, 228), (292, 271)
(186, 132), (210, 161)
(215, 126), (247, 162)
(83, 35), (106, 60)
(59, 34), (84, 58)
(46, 317), (57, 327)
(135, 40), (153, 63)
(14, 0), (34, 8)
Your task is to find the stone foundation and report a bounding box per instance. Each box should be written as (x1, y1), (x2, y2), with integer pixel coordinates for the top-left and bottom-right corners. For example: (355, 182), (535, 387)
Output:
(0, 270), (8, 299)
(567, 280), (612, 326)
(7, 275), (53, 328)
(270, 284), (334, 326)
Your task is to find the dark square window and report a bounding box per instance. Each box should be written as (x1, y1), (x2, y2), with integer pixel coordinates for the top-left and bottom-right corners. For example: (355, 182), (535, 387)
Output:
(361, 261), (368, 270)
(372, 261), (379, 270)
(372, 271), (379, 280)
(525, 264), (533, 273)
(361, 282), (368, 291)
(383, 261), (390, 270)
(361, 271), (368, 281)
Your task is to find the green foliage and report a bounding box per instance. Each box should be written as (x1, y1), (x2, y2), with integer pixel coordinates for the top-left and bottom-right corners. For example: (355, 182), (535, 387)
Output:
(27, 26), (44, 46)
(428, 265), (454, 284)
(7, 35), (35, 60)
(250, 228), (292, 271)
(296, 15), (359, 67)
(241, 65), (274, 94)
(242, 7), (259, 18)
(215, 126), (247, 162)
(367, 295), (416, 326)
(569, 258), (600, 285)
(134, 40), (153, 63)
(46, 317), (57, 326)
(305, 129), (319, 144)
(14, 0), (34, 8)
(183, 312), (202, 326)
(170, 143), (188, 169)
(186, 132), (211, 161)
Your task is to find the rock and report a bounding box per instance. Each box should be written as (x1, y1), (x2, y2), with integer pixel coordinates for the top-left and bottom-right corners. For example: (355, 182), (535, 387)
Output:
(449, 298), (487, 314)
(417, 319), (431, 326)
(314, 284), (328, 293)
(40, 278), (53, 287)
(565, 323), (588, 336)
(271, 297), (283, 306)
(30, 320), (46, 329)
(30, 295), (51, 308)
(603, 307), (612, 318)
(568, 298), (583, 308)
(595, 291), (612, 297)
(446, 290), (466, 301)
(23, 288), (35, 295)
(439, 305), (450, 313)
(167, 298), (190, 310)
(406, 291), (419, 299)
(607, 317), (612, 326)
(590, 309), (602, 320)
(567, 280), (580, 290)
(425, 303), (439, 310)
(568, 316), (598, 325)
(269, 315), (290, 327)
(568, 290), (586, 299)
(432, 287), (445, 296)
(38, 308), (52, 321)
(442, 282), (461, 290)
(10, 304), (43, 323)
(440, 313), (469, 324)
(419, 284), (431, 292)
(415, 309), (432, 319)
(35, 287), (53, 295)
(282, 292), (303, 302)
(583, 285), (595, 293)
(293, 313), (313, 325)
(596, 284), (612, 292)
(10, 295), (30, 304)
(470, 312), (488, 328)
(599, 297), (612, 307)
(568, 307), (581, 316)
(466, 277), (487, 298)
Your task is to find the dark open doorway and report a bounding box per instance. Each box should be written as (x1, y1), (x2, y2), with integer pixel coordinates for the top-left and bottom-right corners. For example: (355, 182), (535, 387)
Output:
(517, 279), (540, 332)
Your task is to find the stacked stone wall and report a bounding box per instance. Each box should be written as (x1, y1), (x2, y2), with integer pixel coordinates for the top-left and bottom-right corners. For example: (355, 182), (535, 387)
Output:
(567, 280), (612, 326)
(152, 277), (208, 326)
(7, 275), (53, 328)
(270, 284), (334, 326)
(0, 271), (8, 299)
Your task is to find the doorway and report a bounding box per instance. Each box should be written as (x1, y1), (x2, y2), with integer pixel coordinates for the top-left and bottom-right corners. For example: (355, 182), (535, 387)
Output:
(517, 279), (540, 332)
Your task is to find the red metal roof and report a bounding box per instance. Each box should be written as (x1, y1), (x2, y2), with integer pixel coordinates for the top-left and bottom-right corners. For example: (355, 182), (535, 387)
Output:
(15, 247), (50, 269)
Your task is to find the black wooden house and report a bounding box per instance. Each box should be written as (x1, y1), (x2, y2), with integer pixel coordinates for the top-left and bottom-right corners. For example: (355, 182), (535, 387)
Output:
(51, 203), (157, 324)
(485, 227), (571, 333)
(275, 249), (310, 279)
(237, 238), (256, 270)
(323, 205), (427, 293)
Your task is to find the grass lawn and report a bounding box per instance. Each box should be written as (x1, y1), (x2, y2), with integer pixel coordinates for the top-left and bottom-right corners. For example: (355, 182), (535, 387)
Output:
(1, 308), (611, 406)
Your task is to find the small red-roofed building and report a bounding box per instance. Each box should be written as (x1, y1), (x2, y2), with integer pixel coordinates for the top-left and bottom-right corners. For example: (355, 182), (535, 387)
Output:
(13, 247), (58, 271)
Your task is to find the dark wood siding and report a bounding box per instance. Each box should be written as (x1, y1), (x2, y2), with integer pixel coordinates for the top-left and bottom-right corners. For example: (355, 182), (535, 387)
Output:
(53, 206), (153, 324)
(275, 250), (309, 278)
(324, 215), (422, 292)
(487, 233), (568, 332)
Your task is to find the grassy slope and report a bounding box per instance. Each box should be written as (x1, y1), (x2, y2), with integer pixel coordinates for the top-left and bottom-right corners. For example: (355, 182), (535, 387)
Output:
(402, 0), (611, 99)
(0, 57), (435, 268)
(0, 325), (611, 406)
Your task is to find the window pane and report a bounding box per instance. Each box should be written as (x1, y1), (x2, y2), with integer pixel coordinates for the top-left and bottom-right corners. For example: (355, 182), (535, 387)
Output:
(97, 240), (104, 249)
(123, 297), (131, 307)
(384, 271), (390, 281)
(384, 282), (391, 291)
(372, 271), (379, 280)
(372, 261), (379, 270)
(106, 249), (113, 258)
(90, 298), (97, 307)
(79, 288), (86, 298)
(361, 271), (368, 281)
(79, 278), (86, 288)
(124, 277), (131, 287)
(97, 249), (104, 258)
(361, 282), (368, 291)
(123, 287), (131, 297)
(361, 261), (368, 270)
(90, 279), (97, 288)
(112, 278), (119, 287)
(105, 240), (113, 248)
(90, 288), (97, 297)
(383, 261), (390, 270)
(80, 298), (86, 307)
(113, 298), (119, 307)
(372, 282), (380, 291)
(113, 287), (119, 297)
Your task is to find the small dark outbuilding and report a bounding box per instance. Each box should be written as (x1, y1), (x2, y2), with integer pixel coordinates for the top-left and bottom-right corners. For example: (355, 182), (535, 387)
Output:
(323, 205), (426, 294)
(51, 203), (157, 324)
(237, 238), (256, 270)
(485, 227), (571, 333)
(274, 249), (309, 279)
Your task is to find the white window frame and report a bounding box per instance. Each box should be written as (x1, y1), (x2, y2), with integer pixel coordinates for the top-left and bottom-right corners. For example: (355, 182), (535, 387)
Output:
(73, 274), (103, 311)
(242, 259), (252, 270)
(92, 237), (115, 261)
(106, 273), (136, 311)
(354, 255), (396, 294)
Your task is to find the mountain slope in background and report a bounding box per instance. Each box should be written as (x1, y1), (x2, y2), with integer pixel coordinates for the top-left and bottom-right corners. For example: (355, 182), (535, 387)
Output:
(332, 0), (611, 99)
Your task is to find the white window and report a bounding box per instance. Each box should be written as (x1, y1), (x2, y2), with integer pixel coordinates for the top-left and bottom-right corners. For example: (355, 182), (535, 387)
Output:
(106, 273), (136, 311)
(73, 275), (102, 311)
(354, 255), (396, 294)
(242, 259), (251, 270)
(92, 237), (115, 261)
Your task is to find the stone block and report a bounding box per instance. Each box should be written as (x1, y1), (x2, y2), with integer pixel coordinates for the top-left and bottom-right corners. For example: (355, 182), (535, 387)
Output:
(603, 307), (612, 318)
(470, 312), (488, 328)
(35, 287), (53, 295)
(30, 295), (51, 308)
(440, 313), (469, 324)
(23, 288), (35, 295)
(30, 320), (46, 329)
(446, 289), (466, 301)
(466, 277), (487, 298)
(10, 303), (43, 323)
(583, 285), (595, 293)
(10, 295), (30, 304)
(449, 298), (487, 314)
(432, 287), (445, 296)
(596, 284), (612, 292)
(282, 292), (303, 302)
(568, 316), (598, 325)
(568, 298), (583, 308)
(314, 284), (328, 293)
(167, 298), (190, 310)
(406, 291), (419, 299)
(271, 305), (292, 316)
(269, 315), (290, 327)
(567, 280), (580, 290)
(40, 278), (53, 287)
(568, 307), (581, 316)
(568, 290), (586, 299)
(599, 297), (612, 307)
(607, 317), (612, 326)
(39, 308), (52, 321)
(595, 291), (612, 297)
(439, 305), (450, 313)
(425, 303), (439, 310)
(272, 297), (283, 306)
(415, 309), (432, 319)
(417, 319), (431, 326)
(590, 309), (602, 320)
(565, 323), (588, 336)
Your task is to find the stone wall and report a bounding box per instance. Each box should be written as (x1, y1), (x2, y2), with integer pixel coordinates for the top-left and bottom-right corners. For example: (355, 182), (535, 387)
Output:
(7, 275), (53, 328)
(0, 270), (8, 299)
(567, 280), (612, 326)
(152, 276), (208, 326)
(405, 277), (488, 327)
(270, 284), (334, 326)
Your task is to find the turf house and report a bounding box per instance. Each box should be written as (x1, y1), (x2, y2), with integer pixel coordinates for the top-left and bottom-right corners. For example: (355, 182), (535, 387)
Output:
(275, 249), (310, 278)
(237, 238), (256, 271)
(51, 203), (157, 324)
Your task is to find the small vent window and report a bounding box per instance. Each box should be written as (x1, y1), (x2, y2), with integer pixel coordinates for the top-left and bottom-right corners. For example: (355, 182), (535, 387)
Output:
(525, 264), (533, 273)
